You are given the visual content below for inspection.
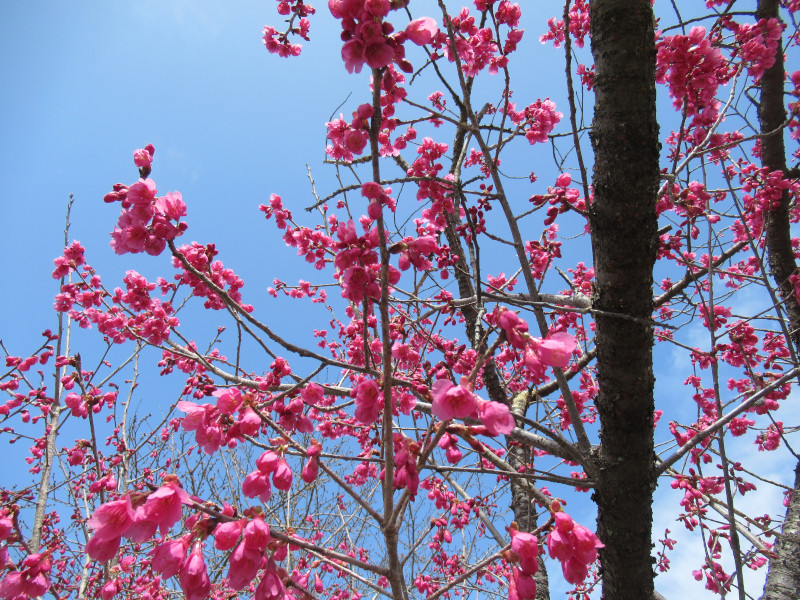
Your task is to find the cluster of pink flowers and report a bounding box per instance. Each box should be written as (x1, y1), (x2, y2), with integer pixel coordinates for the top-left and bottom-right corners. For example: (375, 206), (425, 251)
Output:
(85, 479), (192, 562)
(539, 0), (590, 48)
(490, 308), (578, 380)
(262, 0), (315, 57)
(529, 173), (584, 226)
(441, 7), (520, 76)
(104, 146), (188, 256)
(430, 377), (516, 435)
(507, 528), (540, 600)
(242, 450), (294, 503)
(328, 0), (439, 74)
(546, 511), (603, 585)
(0, 527), (51, 600)
(361, 181), (396, 220)
(728, 18), (783, 82)
(333, 218), (401, 304)
(172, 242), (253, 312)
(326, 103), (372, 161)
(656, 27), (731, 120)
(504, 98), (564, 145)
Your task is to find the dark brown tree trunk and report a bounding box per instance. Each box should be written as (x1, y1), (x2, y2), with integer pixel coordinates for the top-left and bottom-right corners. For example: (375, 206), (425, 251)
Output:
(588, 1), (660, 598)
(757, 1), (800, 598)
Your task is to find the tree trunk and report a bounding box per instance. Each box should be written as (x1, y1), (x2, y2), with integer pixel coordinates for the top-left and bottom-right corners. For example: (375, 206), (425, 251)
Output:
(588, 1), (660, 598)
(757, 1), (800, 598)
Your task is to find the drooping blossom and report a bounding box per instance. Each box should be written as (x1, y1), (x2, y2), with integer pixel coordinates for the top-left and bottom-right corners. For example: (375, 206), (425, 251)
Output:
(86, 497), (135, 561)
(546, 511), (603, 585)
(150, 535), (189, 579)
(179, 545), (211, 600)
(301, 441), (322, 483)
(496, 308), (530, 349)
(510, 529), (540, 575)
(354, 379), (382, 424)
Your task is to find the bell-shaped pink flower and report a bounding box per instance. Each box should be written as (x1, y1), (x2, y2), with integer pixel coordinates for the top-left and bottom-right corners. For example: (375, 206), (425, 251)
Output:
(510, 530), (540, 575)
(150, 536), (189, 579)
(228, 541), (263, 590)
(213, 519), (245, 551)
(179, 546), (211, 600)
(272, 459), (293, 491)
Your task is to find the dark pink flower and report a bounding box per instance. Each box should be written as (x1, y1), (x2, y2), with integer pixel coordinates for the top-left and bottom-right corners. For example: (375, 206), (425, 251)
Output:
(213, 519), (245, 551)
(477, 399), (516, 435)
(179, 546), (211, 600)
(140, 480), (192, 536)
(510, 530), (540, 575)
(150, 536), (189, 579)
(354, 379), (382, 424)
(87, 497), (135, 543)
(431, 377), (477, 420)
(228, 541), (263, 590)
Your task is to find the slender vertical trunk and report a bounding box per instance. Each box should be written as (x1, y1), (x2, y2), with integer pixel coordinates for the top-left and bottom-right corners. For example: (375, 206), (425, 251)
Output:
(756, 1), (800, 598)
(589, 1), (660, 598)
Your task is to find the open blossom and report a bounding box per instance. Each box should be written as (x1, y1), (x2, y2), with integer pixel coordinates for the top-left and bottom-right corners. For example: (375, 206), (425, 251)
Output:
(532, 332), (577, 368)
(431, 377), (477, 420)
(405, 17), (438, 45)
(477, 399), (516, 435)
(133, 144), (155, 168)
(139, 480), (192, 536)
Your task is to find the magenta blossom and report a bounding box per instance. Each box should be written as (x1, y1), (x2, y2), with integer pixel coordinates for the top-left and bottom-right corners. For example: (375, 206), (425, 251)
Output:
(477, 399), (516, 435)
(431, 377), (477, 420)
(179, 545), (211, 600)
(533, 332), (577, 368)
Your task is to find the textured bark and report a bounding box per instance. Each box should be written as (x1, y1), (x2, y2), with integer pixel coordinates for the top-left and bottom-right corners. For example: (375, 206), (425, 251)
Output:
(761, 465), (800, 600)
(757, 1), (800, 597)
(507, 439), (550, 600)
(588, 1), (660, 599)
(758, 0), (800, 351)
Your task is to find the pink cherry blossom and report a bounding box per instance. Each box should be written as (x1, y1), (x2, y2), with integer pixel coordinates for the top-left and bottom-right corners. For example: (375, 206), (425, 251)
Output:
(477, 399), (516, 435)
(213, 519), (245, 551)
(431, 377), (477, 420)
(87, 497), (135, 545)
(150, 536), (189, 579)
(511, 529), (540, 575)
(533, 332), (577, 368)
(139, 480), (192, 536)
(405, 17), (439, 45)
(228, 541), (263, 590)
(179, 545), (211, 600)
(508, 566), (537, 600)
(354, 379), (382, 424)
(496, 309), (529, 349)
